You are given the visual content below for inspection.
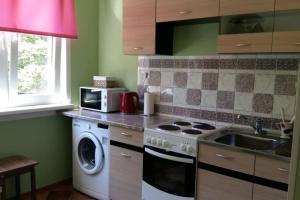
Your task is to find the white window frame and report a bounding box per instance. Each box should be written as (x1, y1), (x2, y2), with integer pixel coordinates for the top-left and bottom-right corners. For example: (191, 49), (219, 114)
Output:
(0, 32), (71, 108)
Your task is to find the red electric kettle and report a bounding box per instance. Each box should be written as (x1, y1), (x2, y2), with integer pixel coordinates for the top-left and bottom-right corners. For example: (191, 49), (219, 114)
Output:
(119, 91), (140, 114)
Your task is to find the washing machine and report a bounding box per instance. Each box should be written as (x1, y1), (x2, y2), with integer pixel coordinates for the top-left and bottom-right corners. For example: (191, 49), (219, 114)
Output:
(72, 118), (110, 200)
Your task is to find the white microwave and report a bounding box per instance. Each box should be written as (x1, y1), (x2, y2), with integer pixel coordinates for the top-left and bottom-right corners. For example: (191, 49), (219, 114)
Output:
(80, 87), (125, 113)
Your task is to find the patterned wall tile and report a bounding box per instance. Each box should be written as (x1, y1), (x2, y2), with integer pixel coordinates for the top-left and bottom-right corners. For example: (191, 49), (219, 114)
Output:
(187, 72), (202, 89)
(237, 59), (256, 70)
(174, 72), (188, 88)
(161, 71), (173, 87)
(189, 59), (203, 69)
(202, 58), (219, 69)
(201, 90), (217, 108)
(202, 73), (218, 90)
(174, 59), (189, 68)
(217, 112), (234, 123)
(277, 58), (299, 71)
(186, 108), (201, 119)
(219, 59), (237, 70)
(160, 59), (174, 68)
(273, 95), (296, 116)
(253, 94), (273, 114)
(156, 104), (173, 115)
(173, 88), (187, 106)
(149, 71), (161, 86)
(234, 92), (253, 112)
(138, 55), (299, 129)
(186, 89), (201, 106)
(234, 114), (253, 126)
(254, 74), (275, 94)
(274, 75), (297, 96)
(235, 74), (255, 93)
(217, 91), (235, 110)
(160, 88), (173, 103)
(173, 106), (187, 116)
(256, 59), (276, 70)
(218, 73), (236, 91)
(149, 58), (161, 68)
(201, 110), (217, 121)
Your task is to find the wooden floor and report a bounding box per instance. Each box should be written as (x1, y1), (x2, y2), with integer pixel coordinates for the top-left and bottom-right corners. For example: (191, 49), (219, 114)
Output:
(22, 180), (95, 200)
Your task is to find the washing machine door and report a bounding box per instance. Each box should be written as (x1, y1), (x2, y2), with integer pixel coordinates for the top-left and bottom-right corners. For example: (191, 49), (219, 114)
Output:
(76, 132), (104, 175)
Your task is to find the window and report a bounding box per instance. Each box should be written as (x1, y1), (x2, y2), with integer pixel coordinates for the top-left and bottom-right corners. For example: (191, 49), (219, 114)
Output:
(0, 32), (70, 108)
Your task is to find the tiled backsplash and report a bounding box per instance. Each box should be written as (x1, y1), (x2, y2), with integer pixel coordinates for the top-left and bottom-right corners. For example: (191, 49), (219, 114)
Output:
(137, 55), (299, 129)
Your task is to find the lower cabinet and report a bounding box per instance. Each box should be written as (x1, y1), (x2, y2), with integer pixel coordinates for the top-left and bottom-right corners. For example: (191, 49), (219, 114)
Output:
(197, 169), (252, 200)
(110, 145), (143, 200)
(253, 184), (287, 200)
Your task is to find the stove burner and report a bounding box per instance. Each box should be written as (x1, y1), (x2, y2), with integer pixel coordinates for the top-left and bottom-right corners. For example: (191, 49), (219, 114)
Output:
(193, 123), (216, 130)
(158, 125), (181, 131)
(173, 121), (192, 126)
(182, 129), (203, 135)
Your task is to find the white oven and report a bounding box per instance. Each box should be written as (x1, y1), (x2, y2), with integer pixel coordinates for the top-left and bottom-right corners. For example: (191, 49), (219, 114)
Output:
(142, 146), (196, 200)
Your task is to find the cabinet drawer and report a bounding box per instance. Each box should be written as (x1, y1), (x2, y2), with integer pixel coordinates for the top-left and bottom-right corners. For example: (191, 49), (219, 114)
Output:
(272, 31), (300, 52)
(275, 0), (300, 11)
(253, 184), (287, 200)
(218, 33), (273, 53)
(220, 0), (275, 16)
(197, 169), (252, 200)
(255, 155), (290, 184)
(110, 145), (143, 200)
(198, 144), (255, 175)
(156, 0), (219, 22)
(110, 126), (143, 148)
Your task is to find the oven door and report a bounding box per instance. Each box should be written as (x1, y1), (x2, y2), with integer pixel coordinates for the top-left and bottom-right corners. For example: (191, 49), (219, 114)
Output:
(80, 88), (102, 110)
(142, 146), (196, 200)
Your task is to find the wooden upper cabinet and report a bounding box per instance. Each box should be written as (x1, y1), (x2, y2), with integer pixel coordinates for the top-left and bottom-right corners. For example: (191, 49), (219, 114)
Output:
(272, 31), (300, 52)
(220, 0), (275, 16)
(156, 0), (220, 22)
(218, 33), (273, 53)
(123, 0), (156, 55)
(275, 0), (300, 11)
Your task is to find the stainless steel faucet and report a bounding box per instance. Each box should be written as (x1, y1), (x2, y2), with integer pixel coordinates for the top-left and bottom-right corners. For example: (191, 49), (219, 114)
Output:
(253, 118), (264, 135)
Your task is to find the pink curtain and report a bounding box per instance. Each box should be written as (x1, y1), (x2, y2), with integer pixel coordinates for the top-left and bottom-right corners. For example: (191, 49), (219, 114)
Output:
(0, 0), (78, 39)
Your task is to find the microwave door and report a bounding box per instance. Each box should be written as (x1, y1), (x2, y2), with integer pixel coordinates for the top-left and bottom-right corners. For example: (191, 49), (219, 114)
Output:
(81, 89), (102, 110)
(143, 146), (196, 198)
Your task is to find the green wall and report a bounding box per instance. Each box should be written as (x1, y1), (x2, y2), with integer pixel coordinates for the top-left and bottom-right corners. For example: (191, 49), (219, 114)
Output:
(98, 0), (138, 91)
(0, 0), (99, 196)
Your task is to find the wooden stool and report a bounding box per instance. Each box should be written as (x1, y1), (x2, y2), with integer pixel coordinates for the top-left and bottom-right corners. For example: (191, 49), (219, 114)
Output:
(0, 155), (38, 200)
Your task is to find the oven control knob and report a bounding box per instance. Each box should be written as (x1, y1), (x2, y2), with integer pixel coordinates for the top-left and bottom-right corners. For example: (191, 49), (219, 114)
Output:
(162, 140), (168, 147)
(146, 136), (151, 143)
(186, 145), (193, 153)
(180, 144), (187, 152)
(157, 139), (162, 146)
(151, 138), (157, 145)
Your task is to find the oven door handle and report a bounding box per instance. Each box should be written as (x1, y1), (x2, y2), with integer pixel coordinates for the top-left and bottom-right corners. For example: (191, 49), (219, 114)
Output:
(145, 148), (194, 164)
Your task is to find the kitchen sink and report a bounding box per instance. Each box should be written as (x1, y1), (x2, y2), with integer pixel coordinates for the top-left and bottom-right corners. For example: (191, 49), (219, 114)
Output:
(214, 132), (281, 151)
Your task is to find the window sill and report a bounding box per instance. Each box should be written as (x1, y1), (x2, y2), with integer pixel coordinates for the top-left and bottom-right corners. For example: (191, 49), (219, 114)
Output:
(0, 104), (74, 122)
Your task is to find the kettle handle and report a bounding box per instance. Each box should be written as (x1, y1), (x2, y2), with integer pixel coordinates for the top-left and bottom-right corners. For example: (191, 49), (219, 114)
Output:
(132, 93), (140, 111)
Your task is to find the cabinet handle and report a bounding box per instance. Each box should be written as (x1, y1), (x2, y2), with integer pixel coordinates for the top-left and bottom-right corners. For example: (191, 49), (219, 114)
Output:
(277, 167), (288, 172)
(295, 43), (300, 45)
(121, 132), (132, 137)
(120, 152), (132, 158)
(178, 10), (192, 15)
(215, 154), (234, 160)
(235, 43), (251, 47)
(133, 47), (143, 50)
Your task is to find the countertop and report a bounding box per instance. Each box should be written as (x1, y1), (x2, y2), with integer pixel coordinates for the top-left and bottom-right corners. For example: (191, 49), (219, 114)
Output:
(63, 109), (173, 132)
(63, 109), (291, 161)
